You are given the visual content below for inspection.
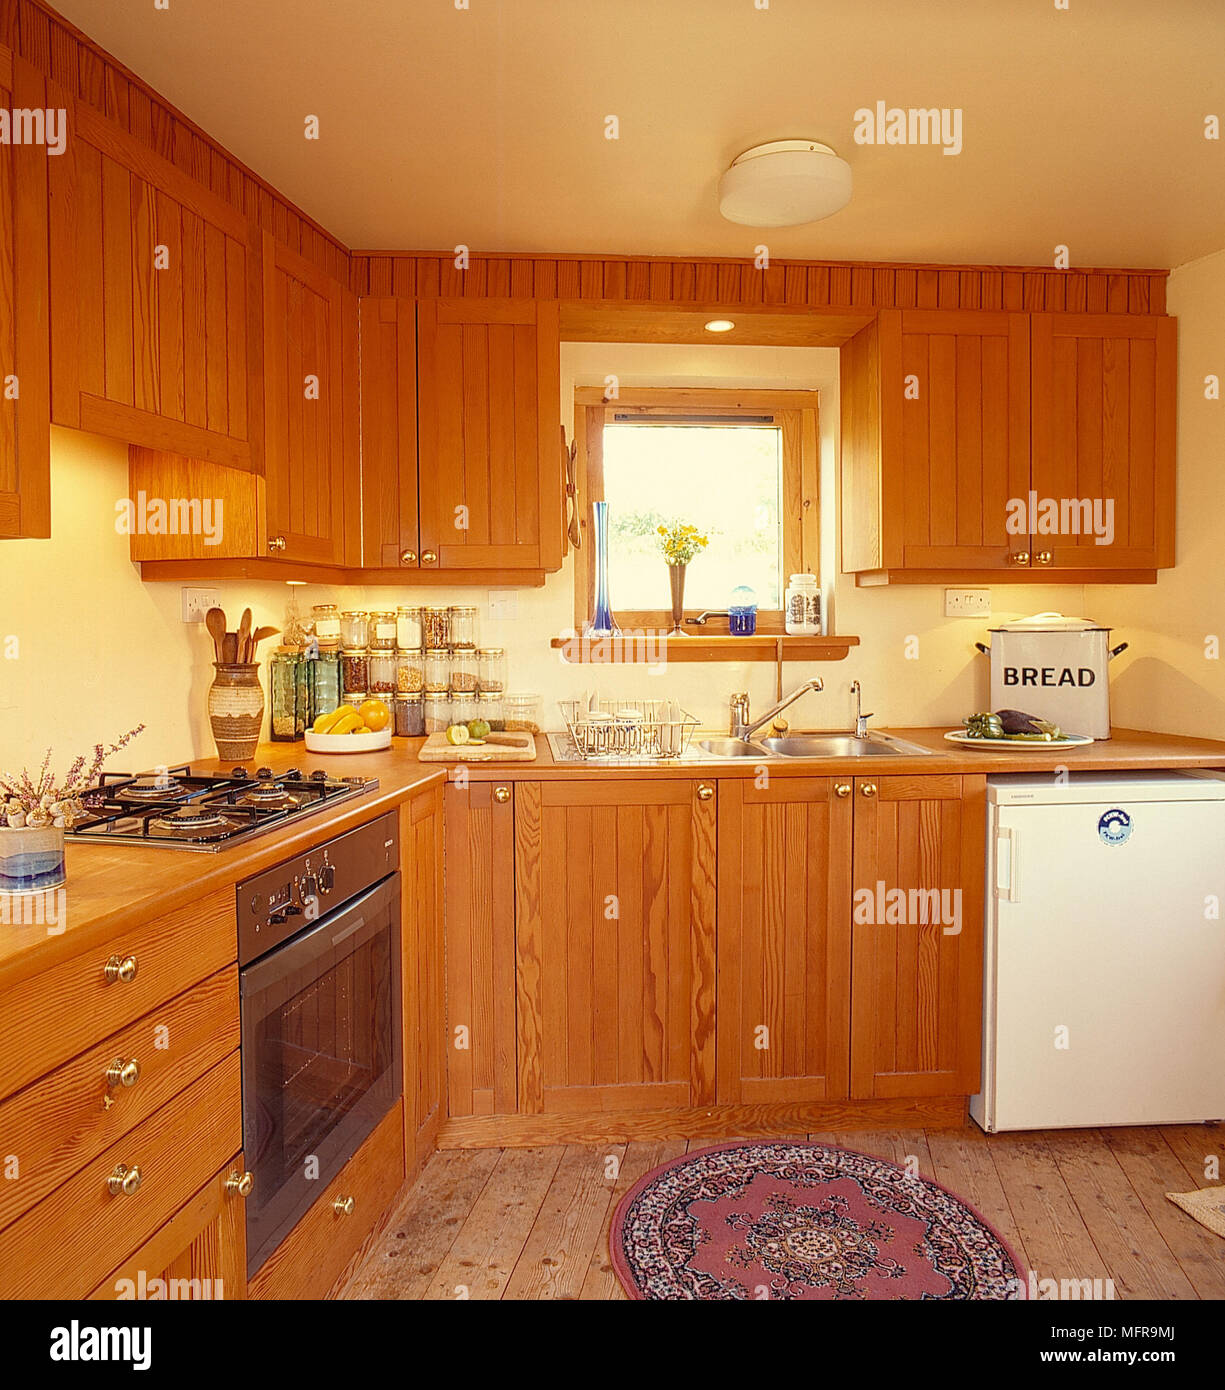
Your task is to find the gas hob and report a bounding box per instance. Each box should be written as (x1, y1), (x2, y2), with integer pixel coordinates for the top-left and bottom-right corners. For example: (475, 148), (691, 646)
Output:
(65, 764), (379, 851)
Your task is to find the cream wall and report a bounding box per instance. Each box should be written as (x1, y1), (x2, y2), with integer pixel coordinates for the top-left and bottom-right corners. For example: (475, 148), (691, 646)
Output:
(1096, 251), (1225, 739)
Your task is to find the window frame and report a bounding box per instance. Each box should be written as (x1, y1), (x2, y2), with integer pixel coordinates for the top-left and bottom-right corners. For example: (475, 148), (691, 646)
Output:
(571, 386), (820, 634)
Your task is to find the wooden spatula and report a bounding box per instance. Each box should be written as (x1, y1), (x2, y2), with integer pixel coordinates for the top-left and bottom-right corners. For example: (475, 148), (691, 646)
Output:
(237, 608), (252, 662)
(205, 607), (226, 662)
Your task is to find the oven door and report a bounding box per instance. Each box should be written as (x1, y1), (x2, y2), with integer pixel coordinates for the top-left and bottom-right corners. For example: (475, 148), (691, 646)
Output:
(240, 872), (401, 1276)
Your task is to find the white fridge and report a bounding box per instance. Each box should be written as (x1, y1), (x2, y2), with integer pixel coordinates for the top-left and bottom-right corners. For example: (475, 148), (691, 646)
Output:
(971, 771), (1225, 1132)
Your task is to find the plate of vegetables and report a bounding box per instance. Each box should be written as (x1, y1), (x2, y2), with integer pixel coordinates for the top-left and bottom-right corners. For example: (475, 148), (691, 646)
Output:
(945, 709), (1093, 750)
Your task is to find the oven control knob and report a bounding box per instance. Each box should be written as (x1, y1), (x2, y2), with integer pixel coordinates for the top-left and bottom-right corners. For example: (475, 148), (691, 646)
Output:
(311, 770), (329, 782)
(301, 872), (320, 900)
(319, 864), (336, 893)
(269, 910), (287, 927)
(284, 903), (302, 918)
(230, 766), (249, 778)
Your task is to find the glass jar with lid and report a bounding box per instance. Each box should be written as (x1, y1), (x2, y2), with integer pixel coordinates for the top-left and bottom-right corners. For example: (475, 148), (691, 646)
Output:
(479, 690), (506, 731)
(396, 605), (423, 651)
(396, 650), (424, 694)
(341, 649), (370, 695)
(368, 610), (397, 650)
(423, 606), (450, 650)
(308, 650), (341, 722)
(368, 651), (397, 696)
(423, 693), (450, 734)
(449, 605), (478, 650)
(476, 647), (506, 694)
(394, 692), (425, 737)
(784, 574), (820, 636)
(312, 603), (341, 648)
(270, 651), (300, 741)
(423, 648), (451, 694)
(340, 610), (369, 650)
(450, 692), (477, 726)
(449, 648), (478, 695)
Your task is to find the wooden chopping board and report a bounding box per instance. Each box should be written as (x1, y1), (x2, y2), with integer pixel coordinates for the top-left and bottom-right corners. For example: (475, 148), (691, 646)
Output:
(417, 731), (537, 762)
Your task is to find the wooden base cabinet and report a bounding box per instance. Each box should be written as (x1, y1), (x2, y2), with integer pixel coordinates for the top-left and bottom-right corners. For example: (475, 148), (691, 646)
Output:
(401, 785), (445, 1174)
(716, 777), (852, 1104)
(513, 780), (717, 1115)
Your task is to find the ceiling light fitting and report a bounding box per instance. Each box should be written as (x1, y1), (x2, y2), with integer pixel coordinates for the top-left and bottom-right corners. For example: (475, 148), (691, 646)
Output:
(718, 140), (852, 228)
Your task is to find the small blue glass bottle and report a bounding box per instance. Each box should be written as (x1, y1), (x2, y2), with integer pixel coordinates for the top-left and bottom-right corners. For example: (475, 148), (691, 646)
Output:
(729, 585), (758, 636)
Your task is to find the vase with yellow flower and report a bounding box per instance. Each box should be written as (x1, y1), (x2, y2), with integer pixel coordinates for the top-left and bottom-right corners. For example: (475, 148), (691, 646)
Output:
(656, 522), (709, 635)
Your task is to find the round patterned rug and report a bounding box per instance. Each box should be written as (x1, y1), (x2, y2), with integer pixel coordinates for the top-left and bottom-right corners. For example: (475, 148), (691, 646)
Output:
(610, 1141), (1026, 1300)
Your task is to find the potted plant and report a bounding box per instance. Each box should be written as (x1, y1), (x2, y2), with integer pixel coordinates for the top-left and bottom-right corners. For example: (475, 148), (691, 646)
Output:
(656, 522), (709, 634)
(0, 725), (144, 895)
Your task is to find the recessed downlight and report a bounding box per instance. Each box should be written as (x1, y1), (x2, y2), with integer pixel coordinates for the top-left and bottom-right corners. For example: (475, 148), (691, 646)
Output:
(704, 319), (735, 333)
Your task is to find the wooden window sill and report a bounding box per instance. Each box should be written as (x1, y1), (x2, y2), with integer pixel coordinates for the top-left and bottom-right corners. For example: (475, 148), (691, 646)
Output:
(550, 633), (859, 663)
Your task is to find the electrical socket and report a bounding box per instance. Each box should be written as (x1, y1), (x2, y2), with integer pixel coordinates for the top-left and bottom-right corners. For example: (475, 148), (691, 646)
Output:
(488, 589), (518, 622)
(181, 587), (222, 623)
(944, 588), (991, 619)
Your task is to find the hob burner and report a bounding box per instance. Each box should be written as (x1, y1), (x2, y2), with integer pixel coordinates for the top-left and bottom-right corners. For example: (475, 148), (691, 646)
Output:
(123, 775), (185, 800)
(153, 805), (230, 831)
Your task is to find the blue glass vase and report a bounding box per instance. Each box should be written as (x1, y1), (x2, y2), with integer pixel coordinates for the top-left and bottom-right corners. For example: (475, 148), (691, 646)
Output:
(588, 500), (617, 635)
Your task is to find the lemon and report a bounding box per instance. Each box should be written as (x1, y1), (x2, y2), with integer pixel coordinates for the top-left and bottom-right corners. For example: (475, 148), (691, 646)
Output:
(445, 724), (470, 746)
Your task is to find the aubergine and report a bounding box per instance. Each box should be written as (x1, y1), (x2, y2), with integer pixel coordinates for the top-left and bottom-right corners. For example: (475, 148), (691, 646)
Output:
(994, 708), (1061, 738)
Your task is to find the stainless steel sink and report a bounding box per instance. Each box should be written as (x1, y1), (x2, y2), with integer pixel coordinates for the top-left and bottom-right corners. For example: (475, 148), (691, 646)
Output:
(756, 732), (936, 759)
(696, 737), (767, 758)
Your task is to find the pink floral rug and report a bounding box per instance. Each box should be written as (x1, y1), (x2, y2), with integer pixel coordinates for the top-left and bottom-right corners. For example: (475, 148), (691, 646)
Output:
(610, 1141), (1025, 1300)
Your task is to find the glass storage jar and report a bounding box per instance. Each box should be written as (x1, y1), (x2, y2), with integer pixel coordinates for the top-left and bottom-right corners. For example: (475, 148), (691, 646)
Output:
(448, 605), (478, 650)
(423, 606), (450, 649)
(368, 651), (397, 696)
(308, 650), (341, 723)
(476, 647), (506, 694)
(424, 693), (450, 734)
(479, 690), (506, 731)
(394, 693), (425, 737)
(396, 605), (423, 651)
(449, 648), (478, 694)
(368, 610), (397, 650)
(424, 648), (450, 694)
(450, 693), (477, 726)
(341, 648), (370, 695)
(340, 611), (370, 650)
(502, 692), (541, 734)
(270, 651), (300, 741)
(396, 650), (424, 693)
(311, 603), (342, 648)
(342, 690), (367, 709)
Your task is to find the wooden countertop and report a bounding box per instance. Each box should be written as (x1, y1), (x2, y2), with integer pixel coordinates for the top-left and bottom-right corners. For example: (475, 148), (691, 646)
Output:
(0, 750), (445, 991)
(5, 725), (1223, 991)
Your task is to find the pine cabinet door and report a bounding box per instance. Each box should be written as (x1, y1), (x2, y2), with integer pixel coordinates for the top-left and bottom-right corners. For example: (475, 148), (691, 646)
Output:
(417, 298), (562, 572)
(716, 777), (853, 1103)
(849, 775), (985, 1099)
(0, 50), (50, 538)
(402, 786), (445, 1170)
(260, 234), (357, 564)
(1030, 312), (1176, 571)
(359, 296), (419, 568)
(514, 780), (717, 1114)
(886, 309), (1031, 571)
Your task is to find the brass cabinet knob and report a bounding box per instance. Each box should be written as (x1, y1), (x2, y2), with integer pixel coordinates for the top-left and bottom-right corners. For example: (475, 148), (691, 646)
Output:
(106, 1057), (141, 1090)
(107, 1163), (142, 1197)
(696, 784), (715, 801)
(834, 782), (852, 798)
(420, 550), (438, 565)
(333, 1195), (355, 1216)
(860, 782), (878, 798)
(1010, 551), (1030, 566)
(1035, 550), (1053, 565)
(104, 954), (139, 984)
(267, 534), (287, 553)
(493, 785), (511, 804)
(399, 549), (418, 565)
(225, 1170), (254, 1198)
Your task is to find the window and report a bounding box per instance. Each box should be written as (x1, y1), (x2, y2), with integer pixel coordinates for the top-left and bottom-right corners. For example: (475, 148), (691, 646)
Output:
(572, 387), (819, 632)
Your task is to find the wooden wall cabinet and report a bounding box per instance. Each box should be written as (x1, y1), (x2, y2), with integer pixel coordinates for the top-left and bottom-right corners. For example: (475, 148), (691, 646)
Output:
(360, 296), (419, 567)
(0, 48), (50, 538)
(48, 84), (253, 470)
(841, 307), (1175, 581)
(513, 780), (717, 1115)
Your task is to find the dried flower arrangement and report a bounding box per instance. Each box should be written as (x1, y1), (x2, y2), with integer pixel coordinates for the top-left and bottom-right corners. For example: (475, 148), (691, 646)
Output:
(0, 725), (145, 829)
(655, 522), (709, 567)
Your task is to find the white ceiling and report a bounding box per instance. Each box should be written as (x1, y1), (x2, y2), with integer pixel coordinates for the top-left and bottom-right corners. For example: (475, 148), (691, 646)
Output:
(53, 0), (1225, 269)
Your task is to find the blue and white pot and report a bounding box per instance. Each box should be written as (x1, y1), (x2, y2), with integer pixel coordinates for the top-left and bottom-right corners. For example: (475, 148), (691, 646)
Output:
(0, 824), (67, 894)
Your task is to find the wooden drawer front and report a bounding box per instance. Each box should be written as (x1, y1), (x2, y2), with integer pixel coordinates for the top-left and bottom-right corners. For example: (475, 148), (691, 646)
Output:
(0, 966), (238, 1231)
(0, 1052), (241, 1299)
(249, 1101), (405, 1301)
(0, 888), (234, 1101)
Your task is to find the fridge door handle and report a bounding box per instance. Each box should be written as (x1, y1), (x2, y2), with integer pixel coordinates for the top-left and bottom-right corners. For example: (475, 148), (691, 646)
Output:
(994, 825), (1019, 901)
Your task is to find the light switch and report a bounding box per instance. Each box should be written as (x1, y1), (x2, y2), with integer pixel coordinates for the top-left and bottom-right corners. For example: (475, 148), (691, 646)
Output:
(488, 590), (518, 622)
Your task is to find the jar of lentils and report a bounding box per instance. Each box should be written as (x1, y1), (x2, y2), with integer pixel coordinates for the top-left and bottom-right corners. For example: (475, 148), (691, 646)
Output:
(396, 650), (425, 693)
(368, 610), (397, 650)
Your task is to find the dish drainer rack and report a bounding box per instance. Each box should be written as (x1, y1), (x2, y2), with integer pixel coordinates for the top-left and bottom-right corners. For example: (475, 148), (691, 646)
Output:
(557, 699), (699, 760)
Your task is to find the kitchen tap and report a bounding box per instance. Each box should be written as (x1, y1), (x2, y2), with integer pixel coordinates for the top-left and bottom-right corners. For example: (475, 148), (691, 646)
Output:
(731, 678), (824, 741)
(850, 680), (874, 738)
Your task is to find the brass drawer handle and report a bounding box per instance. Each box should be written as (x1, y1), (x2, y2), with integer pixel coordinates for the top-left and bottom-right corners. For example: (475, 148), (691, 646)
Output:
(399, 549), (418, 565)
(493, 786), (511, 804)
(696, 784), (715, 801)
(860, 782), (878, 797)
(225, 1170), (254, 1198)
(333, 1194), (355, 1216)
(834, 782), (851, 798)
(107, 1163), (142, 1197)
(420, 549), (438, 565)
(104, 954), (138, 984)
(267, 534), (287, 553)
(106, 1057), (141, 1090)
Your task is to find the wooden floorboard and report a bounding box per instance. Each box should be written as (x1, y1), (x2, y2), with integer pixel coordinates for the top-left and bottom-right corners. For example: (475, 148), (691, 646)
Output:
(338, 1123), (1223, 1300)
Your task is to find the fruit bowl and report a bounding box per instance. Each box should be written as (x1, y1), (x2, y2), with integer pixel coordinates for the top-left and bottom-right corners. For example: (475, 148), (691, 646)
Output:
(304, 728), (392, 753)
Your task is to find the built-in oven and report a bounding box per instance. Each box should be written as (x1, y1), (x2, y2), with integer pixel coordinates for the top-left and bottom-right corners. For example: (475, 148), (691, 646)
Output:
(237, 812), (401, 1277)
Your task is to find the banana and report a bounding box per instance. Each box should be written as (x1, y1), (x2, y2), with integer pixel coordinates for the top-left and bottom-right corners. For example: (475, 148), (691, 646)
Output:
(330, 709), (365, 736)
(312, 707), (348, 734)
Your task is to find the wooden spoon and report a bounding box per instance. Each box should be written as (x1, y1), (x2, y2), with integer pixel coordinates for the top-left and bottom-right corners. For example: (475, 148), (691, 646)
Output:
(251, 626), (280, 651)
(237, 608), (252, 663)
(222, 632), (238, 664)
(205, 607), (227, 662)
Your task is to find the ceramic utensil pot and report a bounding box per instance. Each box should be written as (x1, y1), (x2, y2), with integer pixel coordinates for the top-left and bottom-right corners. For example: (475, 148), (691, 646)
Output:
(208, 662), (265, 761)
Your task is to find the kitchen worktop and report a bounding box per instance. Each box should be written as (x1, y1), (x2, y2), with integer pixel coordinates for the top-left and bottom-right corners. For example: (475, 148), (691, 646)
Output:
(4, 725), (1223, 991)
